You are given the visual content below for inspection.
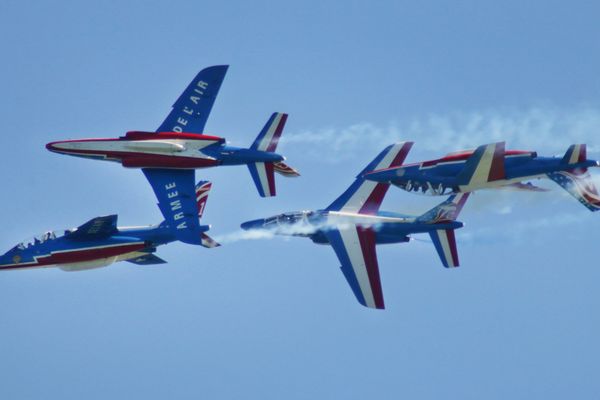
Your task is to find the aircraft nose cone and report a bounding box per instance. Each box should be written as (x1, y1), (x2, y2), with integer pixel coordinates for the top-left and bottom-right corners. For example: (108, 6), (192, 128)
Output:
(240, 218), (267, 231)
(46, 140), (72, 153)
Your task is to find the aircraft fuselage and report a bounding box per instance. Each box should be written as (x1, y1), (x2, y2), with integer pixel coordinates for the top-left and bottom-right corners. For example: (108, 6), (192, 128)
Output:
(365, 150), (599, 195)
(241, 209), (462, 245)
(46, 131), (284, 169)
(0, 225), (174, 271)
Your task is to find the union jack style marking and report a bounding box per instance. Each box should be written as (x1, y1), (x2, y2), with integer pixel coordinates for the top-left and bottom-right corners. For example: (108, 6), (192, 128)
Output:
(195, 181), (212, 218)
(548, 170), (600, 211)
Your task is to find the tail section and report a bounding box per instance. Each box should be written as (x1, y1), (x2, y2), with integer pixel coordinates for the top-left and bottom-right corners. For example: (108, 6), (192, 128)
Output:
(251, 112), (288, 152)
(547, 170), (600, 211)
(561, 144), (586, 165)
(547, 144), (600, 211)
(456, 142), (505, 190)
(416, 193), (470, 223)
(248, 162), (277, 197)
(429, 229), (460, 268)
(417, 193), (470, 268)
(195, 181), (212, 218)
(248, 112), (299, 197)
(326, 142), (414, 214)
(194, 181), (221, 247)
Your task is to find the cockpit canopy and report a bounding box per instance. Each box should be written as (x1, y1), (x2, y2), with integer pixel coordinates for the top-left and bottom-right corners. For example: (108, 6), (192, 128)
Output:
(264, 211), (316, 227)
(9, 229), (73, 253)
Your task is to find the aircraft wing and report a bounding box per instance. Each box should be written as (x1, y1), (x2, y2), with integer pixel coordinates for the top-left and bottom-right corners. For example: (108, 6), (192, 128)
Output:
(324, 226), (385, 309)
(143, 168), (204, 244)
(326, 142), (414, 215)
(156, 65), (229, 134)
(66, 215), (119, 241)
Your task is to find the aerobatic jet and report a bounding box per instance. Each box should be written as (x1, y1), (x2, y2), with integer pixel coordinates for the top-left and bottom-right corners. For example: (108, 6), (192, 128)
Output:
(47, 65), (299, 202)
(241, 143), (470, 309)
(0, 182), (219, 272)
(364, 142), (600, 211)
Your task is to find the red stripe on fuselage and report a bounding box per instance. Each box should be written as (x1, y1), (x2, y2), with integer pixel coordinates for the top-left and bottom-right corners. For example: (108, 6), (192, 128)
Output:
(1, 243), (146, 270)
(50, 147), (220, 169)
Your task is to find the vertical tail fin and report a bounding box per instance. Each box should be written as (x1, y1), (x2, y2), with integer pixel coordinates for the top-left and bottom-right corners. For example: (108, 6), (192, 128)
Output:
(195, 181), (212, 219)
(326, 142), (414, 214)
(251, 112), (288, 152)
(416, 193), (470, 223)
(248, 112), (299, 197)
(561, 144), (587, 165)
(194, 180), (221, 247)
(456, 142), (505, 189)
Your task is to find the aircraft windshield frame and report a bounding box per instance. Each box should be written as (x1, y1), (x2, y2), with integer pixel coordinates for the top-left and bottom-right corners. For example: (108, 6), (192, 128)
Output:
(15, 229), (70, 249)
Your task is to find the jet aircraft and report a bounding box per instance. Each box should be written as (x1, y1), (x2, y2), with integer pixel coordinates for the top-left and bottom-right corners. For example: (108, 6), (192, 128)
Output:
(364, 142), (600, 211)
(241, 143), (470, 309)
(47, 66), (299, 218)
(0, 182), (219, 272)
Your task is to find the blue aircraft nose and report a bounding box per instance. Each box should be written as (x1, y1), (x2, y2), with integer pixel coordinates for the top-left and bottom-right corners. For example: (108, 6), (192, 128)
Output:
(240, 218), (268, 231)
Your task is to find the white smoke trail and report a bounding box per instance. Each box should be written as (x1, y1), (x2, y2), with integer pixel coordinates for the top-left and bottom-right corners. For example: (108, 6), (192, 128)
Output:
(280, 106), (600, 162)
(457, 211), (589, 247)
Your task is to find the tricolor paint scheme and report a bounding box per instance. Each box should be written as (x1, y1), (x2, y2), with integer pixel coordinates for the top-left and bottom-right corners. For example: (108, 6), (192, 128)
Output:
(365, 142), (600, 211)
(47, 65), (299, 200)
(0, 181), (219, 272)
(241, 143), (470, 309)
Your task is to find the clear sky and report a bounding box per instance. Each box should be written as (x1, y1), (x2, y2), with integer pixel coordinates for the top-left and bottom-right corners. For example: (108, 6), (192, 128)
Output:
(1, 1), (600, 399)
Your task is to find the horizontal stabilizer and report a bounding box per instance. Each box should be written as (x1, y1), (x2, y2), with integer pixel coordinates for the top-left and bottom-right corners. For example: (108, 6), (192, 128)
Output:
(127, 253), (167, 265)
(248, 162), (276, 197)
(456, 142), (505, 189)
(66, 215), (118, 241)
(429, 229), (460, 268)
(547, 170), (600, 211)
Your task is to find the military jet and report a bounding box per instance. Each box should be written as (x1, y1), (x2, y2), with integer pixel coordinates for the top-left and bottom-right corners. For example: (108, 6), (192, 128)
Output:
(0, 182), (218, 272)
(364, 142), (600, 211)
(241, 143), (470, 309)
(47, 65), (299, 202)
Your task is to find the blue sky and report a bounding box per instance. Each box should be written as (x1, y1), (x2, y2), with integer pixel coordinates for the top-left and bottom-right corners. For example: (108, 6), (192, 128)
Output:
(1, 1), (600, 398)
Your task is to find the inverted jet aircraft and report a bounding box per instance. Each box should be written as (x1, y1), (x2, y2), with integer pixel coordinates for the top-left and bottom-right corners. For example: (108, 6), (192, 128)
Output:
(241, 143), (470, 309)
(47, 65), (299, 204)
(364, 142), (600, 211)
(0, 182), (219, 272)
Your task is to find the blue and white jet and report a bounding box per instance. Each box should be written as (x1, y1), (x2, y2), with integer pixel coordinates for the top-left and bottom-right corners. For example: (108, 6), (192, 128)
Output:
(241, 143), (470, 309)
(0, 182), (219, 271)
(46, 66), (300, 244)
(364, 142), (600, 211)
